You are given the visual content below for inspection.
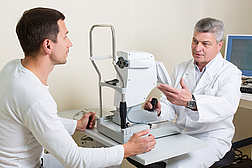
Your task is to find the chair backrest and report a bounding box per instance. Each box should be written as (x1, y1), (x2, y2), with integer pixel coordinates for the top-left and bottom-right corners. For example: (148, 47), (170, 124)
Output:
(210, 148), (235, 168)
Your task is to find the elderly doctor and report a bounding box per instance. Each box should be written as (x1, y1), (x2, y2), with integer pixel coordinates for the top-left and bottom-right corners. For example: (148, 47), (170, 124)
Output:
(144, 17), (241, 167)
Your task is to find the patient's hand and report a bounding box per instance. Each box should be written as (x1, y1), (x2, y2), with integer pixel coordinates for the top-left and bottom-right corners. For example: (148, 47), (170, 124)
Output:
(76, 112), (96, 132)
(123, 129), (156, 158)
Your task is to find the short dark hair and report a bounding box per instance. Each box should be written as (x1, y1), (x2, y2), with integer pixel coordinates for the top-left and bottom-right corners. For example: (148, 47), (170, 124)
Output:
(16, 7), (65, 56)
(194, 17), (224, 43)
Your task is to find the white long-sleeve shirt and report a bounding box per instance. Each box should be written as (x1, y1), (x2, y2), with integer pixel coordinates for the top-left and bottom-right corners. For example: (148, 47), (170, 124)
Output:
(0, 59), (124, 168)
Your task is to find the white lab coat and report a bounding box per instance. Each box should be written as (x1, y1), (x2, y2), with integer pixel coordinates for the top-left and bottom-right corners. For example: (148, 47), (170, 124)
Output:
(160, 53), (242, 167)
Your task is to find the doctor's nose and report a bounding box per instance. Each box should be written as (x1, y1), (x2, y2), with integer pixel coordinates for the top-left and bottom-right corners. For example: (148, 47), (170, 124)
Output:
(194, 43), (203, 52)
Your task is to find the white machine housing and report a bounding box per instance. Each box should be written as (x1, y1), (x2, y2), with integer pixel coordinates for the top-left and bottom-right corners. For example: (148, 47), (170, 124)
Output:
(114, 51), (157, 108)
(97, 51), (181, 144)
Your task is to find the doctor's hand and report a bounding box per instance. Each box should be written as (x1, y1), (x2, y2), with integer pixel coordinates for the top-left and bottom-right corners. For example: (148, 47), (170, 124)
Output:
(123, 129), (156, 158)
(76, 112), (96, 132)
(157, 78), (192, 107)
(143, 97), (161, 116)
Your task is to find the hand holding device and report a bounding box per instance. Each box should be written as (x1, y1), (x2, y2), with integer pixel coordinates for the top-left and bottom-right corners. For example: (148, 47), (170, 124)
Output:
(149, 98), (158, 111)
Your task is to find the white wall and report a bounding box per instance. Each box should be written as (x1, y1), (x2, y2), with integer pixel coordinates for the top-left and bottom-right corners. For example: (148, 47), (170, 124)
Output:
(133, 0), (252, 98)
(0, 0), (137, 111)
(1, 0), (252, 114)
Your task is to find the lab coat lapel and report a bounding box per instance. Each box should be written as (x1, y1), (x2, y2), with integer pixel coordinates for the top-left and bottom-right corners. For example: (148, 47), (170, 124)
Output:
(194, 69), (212, 92)
(194, 53), (223, 92)
(183, 61), (196, 92)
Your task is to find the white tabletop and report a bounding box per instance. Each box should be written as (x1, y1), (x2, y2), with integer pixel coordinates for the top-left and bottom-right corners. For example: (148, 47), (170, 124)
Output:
(58, 108), (207, 165)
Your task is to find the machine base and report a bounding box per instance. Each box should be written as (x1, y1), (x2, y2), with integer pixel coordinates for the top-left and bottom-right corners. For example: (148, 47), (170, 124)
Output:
(97, 115), (181, 144)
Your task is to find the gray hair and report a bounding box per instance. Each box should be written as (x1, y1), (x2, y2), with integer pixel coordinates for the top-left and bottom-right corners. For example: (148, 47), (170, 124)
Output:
(194, 17), (225, 43)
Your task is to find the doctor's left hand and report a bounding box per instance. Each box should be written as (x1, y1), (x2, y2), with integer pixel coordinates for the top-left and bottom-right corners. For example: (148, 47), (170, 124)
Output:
(144, 97), (161, 116)
(157, 78), (192, 107)
(76, 112), (96, 132)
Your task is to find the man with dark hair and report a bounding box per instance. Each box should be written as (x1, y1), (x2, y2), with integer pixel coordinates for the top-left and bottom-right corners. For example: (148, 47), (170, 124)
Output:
(0, 7), (156, 167)
(144, 17), (241, 167)
(16, 7), (65, 56)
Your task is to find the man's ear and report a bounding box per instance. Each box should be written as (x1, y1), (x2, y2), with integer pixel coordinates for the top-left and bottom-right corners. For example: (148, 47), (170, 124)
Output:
(42, 39), (52, 54)
(217, 40), (224, 52)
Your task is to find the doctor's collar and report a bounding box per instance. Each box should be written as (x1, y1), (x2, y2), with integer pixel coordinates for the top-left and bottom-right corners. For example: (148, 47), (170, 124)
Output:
(193, 52), (220, 72)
